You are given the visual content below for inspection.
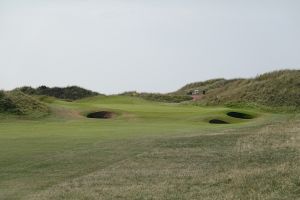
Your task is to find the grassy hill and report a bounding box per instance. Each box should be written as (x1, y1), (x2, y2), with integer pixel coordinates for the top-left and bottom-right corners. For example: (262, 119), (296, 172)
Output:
(175, 70), (300, 108)
(0, 90), (49, 117)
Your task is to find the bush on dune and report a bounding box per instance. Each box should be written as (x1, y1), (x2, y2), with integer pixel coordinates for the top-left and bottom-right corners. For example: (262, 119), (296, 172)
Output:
(19, 85), (99, 100)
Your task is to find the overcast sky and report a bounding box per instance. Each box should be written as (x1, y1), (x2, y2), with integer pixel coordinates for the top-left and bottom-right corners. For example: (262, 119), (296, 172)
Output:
(1, 0), (299, 94)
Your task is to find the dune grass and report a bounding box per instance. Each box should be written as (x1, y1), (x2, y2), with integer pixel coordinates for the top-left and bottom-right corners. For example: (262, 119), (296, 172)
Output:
(0, 96), (299, 200)
(175, 69), (300, 109)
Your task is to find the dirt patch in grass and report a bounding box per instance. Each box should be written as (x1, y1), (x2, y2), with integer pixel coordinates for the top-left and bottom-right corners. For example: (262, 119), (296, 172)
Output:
(209, 119), (229, 124)
(86, 111), (115, 119)
(227, 112), (254, 119)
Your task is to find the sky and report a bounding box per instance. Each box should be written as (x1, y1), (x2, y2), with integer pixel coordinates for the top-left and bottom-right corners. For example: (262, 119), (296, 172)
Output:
(1, 0), (299, 94)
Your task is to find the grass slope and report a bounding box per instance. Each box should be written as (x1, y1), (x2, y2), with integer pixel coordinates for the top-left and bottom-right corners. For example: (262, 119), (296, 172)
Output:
(0, 95), (299, 200)
(175, 70), (300, 108)
(0, 90), (49, 118)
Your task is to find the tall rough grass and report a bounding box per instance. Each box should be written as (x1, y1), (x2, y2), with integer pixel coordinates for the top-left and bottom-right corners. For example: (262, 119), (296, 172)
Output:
(175, 70), (300, 108)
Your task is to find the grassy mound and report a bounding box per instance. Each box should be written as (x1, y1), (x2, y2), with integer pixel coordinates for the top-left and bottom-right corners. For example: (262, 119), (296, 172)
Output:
(175, 70), (300, 108)
(18, 85), (99, 100)
(0, 90), (49, 117)
(0, 91), (18, 113)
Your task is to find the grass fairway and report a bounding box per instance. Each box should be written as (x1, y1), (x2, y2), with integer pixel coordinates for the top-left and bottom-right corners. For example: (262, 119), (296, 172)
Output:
(0, 96), (299, 200)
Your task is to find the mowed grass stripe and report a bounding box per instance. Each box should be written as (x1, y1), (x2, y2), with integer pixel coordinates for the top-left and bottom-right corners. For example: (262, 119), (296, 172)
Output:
(0, 95), (297, 200)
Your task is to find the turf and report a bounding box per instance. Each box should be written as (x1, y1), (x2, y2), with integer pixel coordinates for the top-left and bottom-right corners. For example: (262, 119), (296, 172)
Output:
(0, 96), (299, 200)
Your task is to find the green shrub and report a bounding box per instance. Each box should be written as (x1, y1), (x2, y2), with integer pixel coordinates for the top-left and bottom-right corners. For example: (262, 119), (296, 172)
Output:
(19, 86), (99, 100)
